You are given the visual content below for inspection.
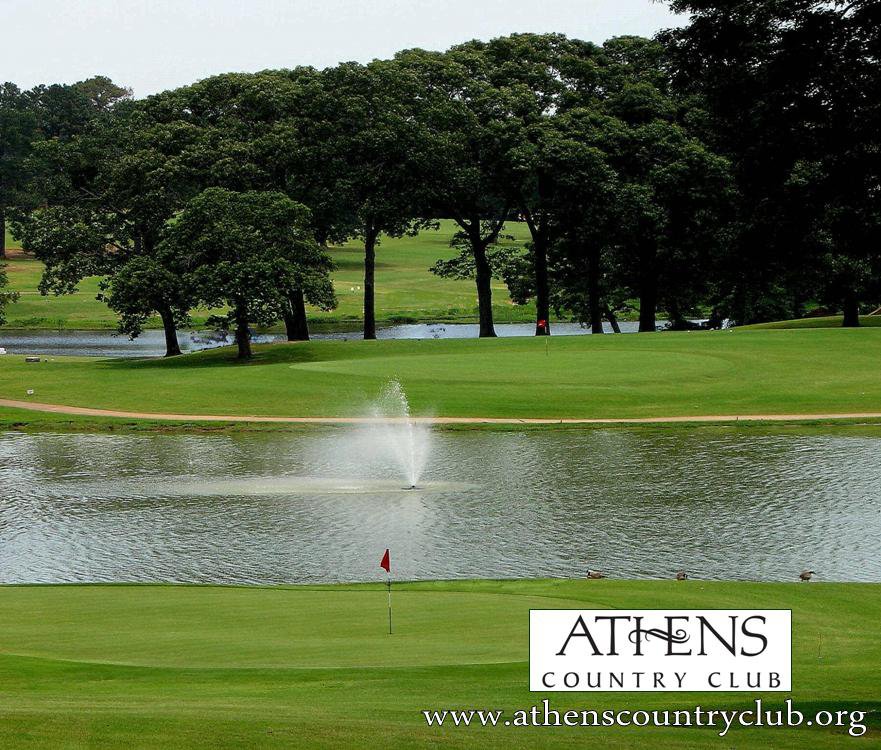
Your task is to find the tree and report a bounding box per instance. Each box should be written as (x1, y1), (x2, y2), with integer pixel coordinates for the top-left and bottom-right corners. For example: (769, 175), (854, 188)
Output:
(17, 97), (203, 356)
(97, 256), (191, 356)
(593, 37), (733, 331)
(0, 83), (40, 259)
(541, 111), (624, 334)
(0, 263), (19, 325)
(1, 76), (131, 260)
(397, 48), (516, 337)
(161, 188), (334, 360)
(485, 110), (624, 334)
(661, 0), (881, 324)
(454, 33), (605, 335)
(316, 61), (432, 339)
(612, 119), (732, 331)
(148, 69), (344, 341)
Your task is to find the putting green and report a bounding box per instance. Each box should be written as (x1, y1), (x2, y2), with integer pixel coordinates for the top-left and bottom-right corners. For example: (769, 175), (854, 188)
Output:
(0, 586), (571, 669)
(0, 581), (878, 748)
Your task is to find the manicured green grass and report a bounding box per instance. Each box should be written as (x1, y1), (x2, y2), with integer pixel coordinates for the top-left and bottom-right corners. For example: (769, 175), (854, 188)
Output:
(742, 316), (881, 330)
(1, 328), (881, 422)
(0, 580), (876, 748)
(1, 220), (532, 330)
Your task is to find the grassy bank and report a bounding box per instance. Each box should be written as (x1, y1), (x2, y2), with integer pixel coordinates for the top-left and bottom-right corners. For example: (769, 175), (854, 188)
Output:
(0, 580), (876, 748)
(1, 328), (881, 425)
(742, 316), (881, 330)
(1, 220), (533, 330)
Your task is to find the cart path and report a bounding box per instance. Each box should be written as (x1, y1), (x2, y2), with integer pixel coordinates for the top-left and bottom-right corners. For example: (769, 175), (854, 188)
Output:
(2, 398), (881, 425)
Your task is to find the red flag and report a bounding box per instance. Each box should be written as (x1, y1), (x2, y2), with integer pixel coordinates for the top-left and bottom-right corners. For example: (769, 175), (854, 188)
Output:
(380, 548), (390, 573)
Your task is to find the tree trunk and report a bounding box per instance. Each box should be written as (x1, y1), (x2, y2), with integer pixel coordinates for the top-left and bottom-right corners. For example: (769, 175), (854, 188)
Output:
(604, 307), (622, 334)
(639, 282), (657, 332)
(283, 289), (309, 341)
(0, 207), (6, 259)
(158, 305), (182, 357)
(842, 291), (860, 327)
(587, 243), (603, 334)
(473, 240), (496, 338)
(363, 226), (379, 340)
(638, 241), (657, 333)
(234, 303), (252, 360)
(532, 234), (550, 336)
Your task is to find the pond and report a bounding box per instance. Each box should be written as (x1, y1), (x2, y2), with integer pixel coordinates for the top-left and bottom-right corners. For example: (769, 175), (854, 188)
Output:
(1, 426), (878, 584)
(0, 321), (651, 358)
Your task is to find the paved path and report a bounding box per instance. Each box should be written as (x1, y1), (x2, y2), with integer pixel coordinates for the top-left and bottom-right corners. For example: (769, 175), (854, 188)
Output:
(2, 398), (881, 425)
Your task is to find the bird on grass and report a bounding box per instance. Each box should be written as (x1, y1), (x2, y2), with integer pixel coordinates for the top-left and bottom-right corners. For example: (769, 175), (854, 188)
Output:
(800, 570), (815, 582)
(586, 570), (606, 579)
(676, 570), (688, 581)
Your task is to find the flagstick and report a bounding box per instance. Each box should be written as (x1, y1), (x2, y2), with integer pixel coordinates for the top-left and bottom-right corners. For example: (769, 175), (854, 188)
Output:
(386, 574), (393, 635)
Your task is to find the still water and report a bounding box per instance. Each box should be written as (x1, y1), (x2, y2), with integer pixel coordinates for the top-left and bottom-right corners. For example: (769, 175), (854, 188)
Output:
(0, 322), (643, 358)
(0, 427), (878, 584)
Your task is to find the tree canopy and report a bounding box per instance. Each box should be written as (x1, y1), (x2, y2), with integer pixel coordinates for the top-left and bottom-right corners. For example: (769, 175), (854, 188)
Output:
(2, 15), (878, 345)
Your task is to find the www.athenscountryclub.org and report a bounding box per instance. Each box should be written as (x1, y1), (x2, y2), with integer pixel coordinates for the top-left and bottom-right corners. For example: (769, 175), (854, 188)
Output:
(421, 700), (868, 738)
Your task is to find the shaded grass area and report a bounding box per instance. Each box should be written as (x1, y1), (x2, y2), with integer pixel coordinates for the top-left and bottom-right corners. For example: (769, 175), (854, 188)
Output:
(1, 220), (533, 330)
(0, 580), (876, 748)
(742, 316), (881, 330)
(1, 328), (881, 422)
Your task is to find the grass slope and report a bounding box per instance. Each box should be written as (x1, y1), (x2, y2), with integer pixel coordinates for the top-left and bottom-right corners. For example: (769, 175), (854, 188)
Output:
(743, 316), (881, 330)
(1, 220), (531, 330)
(1, 328), (881, 423)
(0, 580), (877, 748)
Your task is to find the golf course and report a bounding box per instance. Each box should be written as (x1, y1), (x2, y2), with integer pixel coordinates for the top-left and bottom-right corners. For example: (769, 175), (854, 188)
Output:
(1, 327), (880, 429)
(0, 580), (876, 748)
(2, 1), (880, 747)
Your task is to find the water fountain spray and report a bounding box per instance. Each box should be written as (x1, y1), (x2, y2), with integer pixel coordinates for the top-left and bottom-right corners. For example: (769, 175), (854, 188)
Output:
(370, 379), (431, 489)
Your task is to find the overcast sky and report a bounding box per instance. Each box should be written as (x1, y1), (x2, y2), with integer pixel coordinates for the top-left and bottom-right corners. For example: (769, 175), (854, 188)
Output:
(3, 0), (686, 98)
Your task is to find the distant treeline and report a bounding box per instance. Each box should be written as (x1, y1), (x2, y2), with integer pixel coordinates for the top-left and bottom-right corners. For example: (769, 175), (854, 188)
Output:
(0, 0), (878, 357)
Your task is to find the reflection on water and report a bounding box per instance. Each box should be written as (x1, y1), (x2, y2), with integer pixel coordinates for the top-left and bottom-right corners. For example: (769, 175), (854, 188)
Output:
(0, 427), (879, 584)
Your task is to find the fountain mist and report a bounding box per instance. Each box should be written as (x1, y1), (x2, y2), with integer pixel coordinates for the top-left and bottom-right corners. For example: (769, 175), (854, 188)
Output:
(368, 379), (432, 488)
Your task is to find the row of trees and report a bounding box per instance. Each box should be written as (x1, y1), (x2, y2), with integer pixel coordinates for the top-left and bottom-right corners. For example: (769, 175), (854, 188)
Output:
(1, 1), (878, 358)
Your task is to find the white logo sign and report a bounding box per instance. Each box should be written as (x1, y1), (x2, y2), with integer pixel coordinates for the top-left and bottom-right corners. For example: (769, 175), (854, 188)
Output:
(530, 609), (791, 692)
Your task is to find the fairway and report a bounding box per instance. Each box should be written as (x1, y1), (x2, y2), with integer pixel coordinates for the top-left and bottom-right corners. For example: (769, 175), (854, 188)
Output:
(0, 221), (531, 330)
(1, 328), (880, 427)
(0, 580), (876, 748)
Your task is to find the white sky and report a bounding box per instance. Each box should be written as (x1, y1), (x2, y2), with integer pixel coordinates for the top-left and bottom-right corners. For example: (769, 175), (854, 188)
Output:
(2, 0), (686, 98)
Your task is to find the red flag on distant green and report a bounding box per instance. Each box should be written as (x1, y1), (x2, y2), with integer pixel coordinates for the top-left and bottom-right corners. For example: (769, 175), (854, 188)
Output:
(380, 548), (390, 573)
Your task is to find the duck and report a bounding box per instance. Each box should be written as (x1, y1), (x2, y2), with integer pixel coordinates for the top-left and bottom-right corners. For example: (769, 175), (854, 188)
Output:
(586, 570), (606, 579)
(675, 570), (688, 581)
(799, 570), (815, 582)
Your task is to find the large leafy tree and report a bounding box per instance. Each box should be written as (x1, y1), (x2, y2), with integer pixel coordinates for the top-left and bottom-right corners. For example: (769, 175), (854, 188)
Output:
(17, 101), (204, 355)
(398, 47), (518, 338)
(662, 0), (881, 324)
(542, 111), (625, 334)
(454, 33), (605, 335)
(314, 61), (431, 339)
(1, 76), (130, 259)
(0, 83), (40, 259)
(610, 120), (732, 331)
(161, 188), (334, 360)
(597, 36), (732, 331)
(148, 69), (343, 341)
(487, 36), (732, 332)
